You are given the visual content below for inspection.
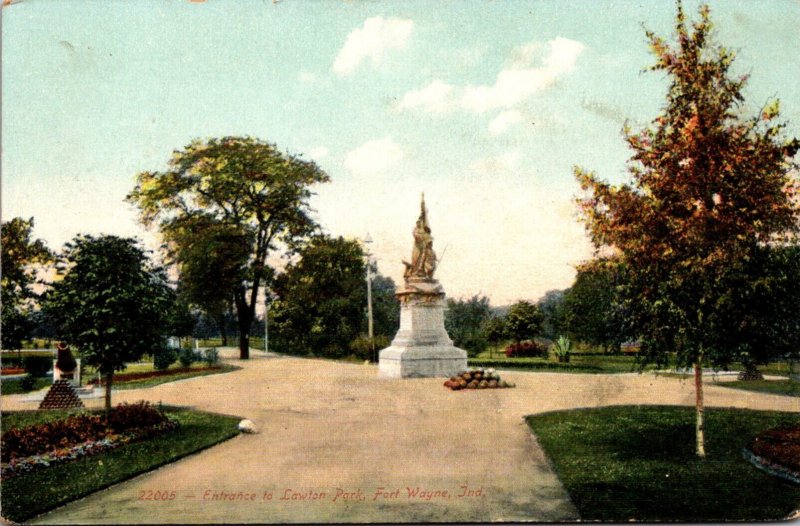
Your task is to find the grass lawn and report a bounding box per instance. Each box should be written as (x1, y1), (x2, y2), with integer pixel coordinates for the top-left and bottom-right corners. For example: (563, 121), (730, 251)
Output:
(1, 407), (241, 523)
(0, 376), (51, 395)
(526, 405), (800, 522)
(85, 363), (241, 390)
(715, 379), (800, 397)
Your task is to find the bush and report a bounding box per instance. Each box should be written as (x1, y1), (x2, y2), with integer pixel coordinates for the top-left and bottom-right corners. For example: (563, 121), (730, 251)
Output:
(23, 355), (51, 377)
(202, 348), (219, 367)
(504, 340), (547, 358)
(153, 348), (178, 370)
(349, 335), (390, 361)
(178, 347), (197, 368)
(106, 401), (169, 432)
(19, 374), (36, 391)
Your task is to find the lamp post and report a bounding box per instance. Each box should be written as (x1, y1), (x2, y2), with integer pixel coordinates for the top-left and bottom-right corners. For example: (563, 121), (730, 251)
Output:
(364, 233), (375, 362)
(264, 292), (271, 354)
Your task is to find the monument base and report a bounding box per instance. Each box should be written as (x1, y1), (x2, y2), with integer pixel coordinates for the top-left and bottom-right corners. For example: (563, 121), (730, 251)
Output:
(378, 345), (467, 378)
(378, 281), (467, 378)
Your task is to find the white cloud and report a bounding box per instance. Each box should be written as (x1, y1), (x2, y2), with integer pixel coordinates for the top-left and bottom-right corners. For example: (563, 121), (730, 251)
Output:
(344, 137), (404, 177)
(461, 37), (585, 113)
(488, 110), (524, 135)
(333, 17), (413, 76)
(399, 37), (585, 116)
(309, 146), (329, 160)
(470, 151), (521, 175)
(397, 80), (454, 113)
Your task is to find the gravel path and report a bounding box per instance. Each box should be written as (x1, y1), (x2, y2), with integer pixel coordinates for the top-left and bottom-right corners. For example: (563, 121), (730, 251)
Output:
(5, 350), (798, 524)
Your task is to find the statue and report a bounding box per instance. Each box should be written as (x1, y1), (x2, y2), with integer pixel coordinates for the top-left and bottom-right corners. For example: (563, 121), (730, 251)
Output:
(403, 194), (437, 280)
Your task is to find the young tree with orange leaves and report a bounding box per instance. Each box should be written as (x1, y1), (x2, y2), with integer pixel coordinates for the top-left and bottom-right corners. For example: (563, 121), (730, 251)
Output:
(575, 3), (799, 457)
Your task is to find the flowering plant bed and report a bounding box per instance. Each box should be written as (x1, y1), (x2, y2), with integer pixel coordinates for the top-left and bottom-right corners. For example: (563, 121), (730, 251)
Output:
(444, 368), (516, 390)
(1, 367), (27, 375)
(88, 365), (223, 384)
(1, 401), (178, 480)
(743, 424), (800, 484)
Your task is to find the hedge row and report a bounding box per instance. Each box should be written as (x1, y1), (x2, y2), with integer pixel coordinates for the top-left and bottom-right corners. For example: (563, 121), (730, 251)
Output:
(468, 359), (603, 372)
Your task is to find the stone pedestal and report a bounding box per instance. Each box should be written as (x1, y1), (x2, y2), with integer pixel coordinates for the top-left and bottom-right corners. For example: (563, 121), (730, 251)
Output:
(378, 279), (467, 378)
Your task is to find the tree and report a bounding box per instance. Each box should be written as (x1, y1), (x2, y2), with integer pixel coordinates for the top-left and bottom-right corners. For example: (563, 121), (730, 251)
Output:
(575, 3), (800, 456)
(370, 274), (400, 341)
(127, 136), (329, 359)
(562, 258), (626, 352)
(537, 289), (567, 340)
(1, 217), (51, 351)
(444, 295), (493, 357)
(481, 316), (507, 359)
(271, 236), (367, 357)
(43, 236), (174, 413)
(170, 217), (250, 346)
(708, 244), (800, 377)
(504, 300), (544, 344)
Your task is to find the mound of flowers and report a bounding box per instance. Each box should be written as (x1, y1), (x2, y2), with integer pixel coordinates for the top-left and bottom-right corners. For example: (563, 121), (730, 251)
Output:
(743, 424), (800, 484)
(443, 368), (516, 391)
(504, 340), (548, 358)
(1, 401), (178, 480)
(88, 365), (222, 385)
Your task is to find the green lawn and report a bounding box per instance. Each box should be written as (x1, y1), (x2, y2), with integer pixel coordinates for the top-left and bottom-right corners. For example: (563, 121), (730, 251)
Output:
(0, 376), (51, 395)
(526, 405), (800, 522)
(1, 407), (241, 523)
(715, 379), (800, 397)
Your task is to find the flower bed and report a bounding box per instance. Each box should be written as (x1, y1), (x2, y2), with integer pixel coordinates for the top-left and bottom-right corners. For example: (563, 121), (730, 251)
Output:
(1, 367), (26, 376)
(743, 424), (800, 484)
(1, 401), (178, 480)
(88, 365), (222, 384)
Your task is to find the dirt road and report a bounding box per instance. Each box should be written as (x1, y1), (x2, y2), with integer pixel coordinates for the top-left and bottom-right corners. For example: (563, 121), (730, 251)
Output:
(7, 351), (797, 523)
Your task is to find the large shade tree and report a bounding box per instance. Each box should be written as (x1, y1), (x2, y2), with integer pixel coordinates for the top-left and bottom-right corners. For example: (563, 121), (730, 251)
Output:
(270, 235), (367, 357)
(575, 3), (800, 456)
(43, 236), (174, 413)
(127, 136), (330, 359)
(562, 258), (626, 352)
(1, 217), (52, 351)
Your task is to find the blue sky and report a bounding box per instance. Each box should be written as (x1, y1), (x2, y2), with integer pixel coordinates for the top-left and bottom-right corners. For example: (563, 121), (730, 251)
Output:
(3, 0), (799, 305)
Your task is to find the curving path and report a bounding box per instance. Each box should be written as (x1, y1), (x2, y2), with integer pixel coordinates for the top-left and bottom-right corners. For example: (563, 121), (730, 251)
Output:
(4, 350), (798, 524)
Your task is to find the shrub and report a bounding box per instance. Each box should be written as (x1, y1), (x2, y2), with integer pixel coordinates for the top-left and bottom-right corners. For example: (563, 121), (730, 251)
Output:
(349, 334), (391, 361)
(19, 374), (36, 391)
(551, 335), (572, 362)
(178, 347), (197, 368)
(202, 347), (219, 367)
(106, 401), (169, 433)
(153, 348), (178, 370)
(23, 355), (51, 377)
(505, 340), (547, 358)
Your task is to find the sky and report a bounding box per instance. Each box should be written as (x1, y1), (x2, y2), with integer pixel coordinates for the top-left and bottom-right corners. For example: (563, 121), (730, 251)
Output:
(3, 0), (800, 306)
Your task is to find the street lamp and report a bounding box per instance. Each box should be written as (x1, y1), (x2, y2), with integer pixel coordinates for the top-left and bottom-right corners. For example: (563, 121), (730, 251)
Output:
(363, 233), (375, 362)
(264, 290), (272, 354)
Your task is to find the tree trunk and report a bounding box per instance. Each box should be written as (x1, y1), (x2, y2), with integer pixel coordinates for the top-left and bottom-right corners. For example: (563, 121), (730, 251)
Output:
(238, 319), (250, 360)
(217, 318), (228, 346)
(694, 357), (706, 458)
(235, 289), (253, 359)
(104, 372), (113, 418)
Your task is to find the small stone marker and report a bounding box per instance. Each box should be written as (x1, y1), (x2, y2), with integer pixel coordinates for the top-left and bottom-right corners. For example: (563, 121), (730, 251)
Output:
(238, 419), (258, 434)
(39, 379), (85, 410)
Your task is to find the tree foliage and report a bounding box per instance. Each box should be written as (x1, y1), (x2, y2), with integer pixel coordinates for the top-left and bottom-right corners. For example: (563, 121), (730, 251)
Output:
(127, 136), (330, 359)
(504, 300), (544, 344)
(576, 3), (799, 369)
(444, 294), (493, 357)
(562, 258), (626, 352)
(537, 289), (567, 341)
(271, 236), (367, 357)
(575, 2), (800, 455)
(1, 217), (52, 350)
(43, 236), (174, 411)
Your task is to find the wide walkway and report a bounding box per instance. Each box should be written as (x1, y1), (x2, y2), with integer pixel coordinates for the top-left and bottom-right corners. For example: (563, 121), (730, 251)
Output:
(5, 350), (798, 524)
